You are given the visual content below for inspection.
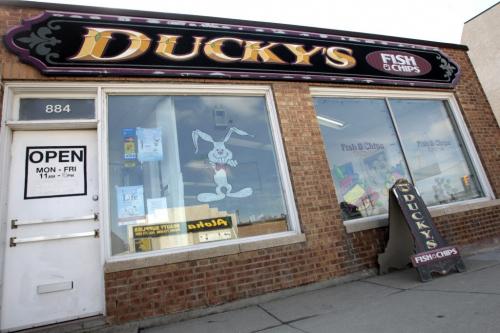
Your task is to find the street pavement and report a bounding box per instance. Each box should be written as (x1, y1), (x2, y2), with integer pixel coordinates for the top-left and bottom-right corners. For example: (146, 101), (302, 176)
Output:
(142, 247), (500, 333)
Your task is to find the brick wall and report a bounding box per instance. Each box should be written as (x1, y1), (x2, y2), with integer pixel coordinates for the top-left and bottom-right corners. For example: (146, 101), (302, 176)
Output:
(1, 5), (500, 324)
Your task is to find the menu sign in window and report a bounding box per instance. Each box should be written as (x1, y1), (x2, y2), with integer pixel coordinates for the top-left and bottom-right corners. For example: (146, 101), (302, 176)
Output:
(24, 146), (87, 199)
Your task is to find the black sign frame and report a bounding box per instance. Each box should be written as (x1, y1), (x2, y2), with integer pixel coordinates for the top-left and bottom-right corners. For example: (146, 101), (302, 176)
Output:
(4, 11), (460, 88)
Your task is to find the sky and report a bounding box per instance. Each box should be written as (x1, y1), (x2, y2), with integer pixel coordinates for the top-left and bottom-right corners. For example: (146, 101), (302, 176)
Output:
(25, 0), (499, 44)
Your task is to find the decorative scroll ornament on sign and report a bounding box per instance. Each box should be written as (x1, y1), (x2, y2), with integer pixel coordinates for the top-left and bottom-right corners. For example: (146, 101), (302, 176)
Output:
(4, 11), (460, 87)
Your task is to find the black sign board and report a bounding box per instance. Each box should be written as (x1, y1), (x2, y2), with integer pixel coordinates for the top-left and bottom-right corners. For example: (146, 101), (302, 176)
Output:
(19, 98), (95, 120)
(133, 223), (182, 238)
(4, 11), (460, 87)
(132, 216), (232, 238)
(378, 179), (465, 282)
(186, 216), (232, 233)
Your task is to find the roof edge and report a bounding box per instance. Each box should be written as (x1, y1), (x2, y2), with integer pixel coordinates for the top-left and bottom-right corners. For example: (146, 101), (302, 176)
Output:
(465, 1), (500, 23)
(1, 0), (469, 51)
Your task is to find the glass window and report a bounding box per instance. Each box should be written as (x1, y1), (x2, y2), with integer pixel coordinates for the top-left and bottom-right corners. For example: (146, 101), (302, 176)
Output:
(107, 95), (290, 256)
(389, 99), (483, 206)
(313, 96), (485, 221)
(314, 98), (411, 219)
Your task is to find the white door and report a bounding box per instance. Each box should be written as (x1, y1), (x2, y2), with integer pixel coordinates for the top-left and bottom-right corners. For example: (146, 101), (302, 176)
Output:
(1, 130), (103, 331)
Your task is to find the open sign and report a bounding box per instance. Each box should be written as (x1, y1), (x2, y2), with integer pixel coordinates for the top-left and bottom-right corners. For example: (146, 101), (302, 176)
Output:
(28, 149), (84, 164)
(24, 146), (87, 199)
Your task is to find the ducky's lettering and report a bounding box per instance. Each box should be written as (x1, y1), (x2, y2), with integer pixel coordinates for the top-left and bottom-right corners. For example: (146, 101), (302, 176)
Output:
(396, 182), (438, 250)
(71, 27), (356, 69)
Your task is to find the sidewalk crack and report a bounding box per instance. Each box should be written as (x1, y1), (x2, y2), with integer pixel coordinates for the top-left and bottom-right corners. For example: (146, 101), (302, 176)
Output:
(359, 279), (408, 291)
(257, 304), (285, 324)
(411, 289), (500, 296)
(465, 262), (500, 273)
(287, 323), (311, 333)
(255, 305), (315, 332)
(251, 322), (311, 333)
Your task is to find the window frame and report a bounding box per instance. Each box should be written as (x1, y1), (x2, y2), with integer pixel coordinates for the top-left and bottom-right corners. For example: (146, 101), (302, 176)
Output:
(101, 84), (301, 262)
(0, 82), (302, 268)
(310, 87), (495, 232)
(5, 87), (98, 130)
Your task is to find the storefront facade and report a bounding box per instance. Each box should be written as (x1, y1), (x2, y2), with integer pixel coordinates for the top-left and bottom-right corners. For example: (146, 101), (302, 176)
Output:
(0, 2), (499, 330)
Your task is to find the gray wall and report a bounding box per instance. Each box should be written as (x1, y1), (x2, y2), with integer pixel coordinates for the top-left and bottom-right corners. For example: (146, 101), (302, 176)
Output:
(462, 3), (500, 127)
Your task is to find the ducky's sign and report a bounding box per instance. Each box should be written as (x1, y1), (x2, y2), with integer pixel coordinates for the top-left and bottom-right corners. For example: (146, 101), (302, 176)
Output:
(5, 11), (459, 87)
(378, 179), (465, 282)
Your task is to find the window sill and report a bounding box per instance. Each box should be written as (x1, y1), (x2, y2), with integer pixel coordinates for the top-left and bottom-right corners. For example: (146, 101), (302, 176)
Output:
(104, 232), (306, 273)
(344, 198), (500, 233)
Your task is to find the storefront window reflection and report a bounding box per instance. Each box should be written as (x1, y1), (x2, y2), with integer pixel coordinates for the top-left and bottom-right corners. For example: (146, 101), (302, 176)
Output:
(314, 98), (411, 219)
(390, 99), (483, 206)
(107, 95), (289, 256)
(314, 97), (484, 221)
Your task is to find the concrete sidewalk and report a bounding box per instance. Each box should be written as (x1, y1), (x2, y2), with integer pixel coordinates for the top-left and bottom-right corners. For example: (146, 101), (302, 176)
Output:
(142, 247), (500, 333)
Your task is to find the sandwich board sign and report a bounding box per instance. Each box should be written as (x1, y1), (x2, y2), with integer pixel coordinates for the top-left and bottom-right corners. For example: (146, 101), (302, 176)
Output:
(378, 179), (466, 282)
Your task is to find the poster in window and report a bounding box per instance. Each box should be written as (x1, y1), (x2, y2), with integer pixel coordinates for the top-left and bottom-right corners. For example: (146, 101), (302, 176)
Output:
(333, 162), (357, 195)
(147, 197), (169, 223)
(116, 185), (145, 222)
(343, 184), (366, 204)
(134, 238), (152, 252)
(136, 127), (163, 163)
(122, 128), (137, 160)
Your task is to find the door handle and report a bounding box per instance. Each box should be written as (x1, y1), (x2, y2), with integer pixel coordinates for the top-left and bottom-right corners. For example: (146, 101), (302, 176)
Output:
(11, 213), (99, 229)
(10, 229), (99, 247)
